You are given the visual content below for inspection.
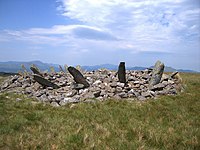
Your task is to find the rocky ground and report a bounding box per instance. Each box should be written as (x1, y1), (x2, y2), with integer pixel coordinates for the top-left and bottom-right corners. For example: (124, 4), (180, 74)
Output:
(0, 63), (183, 107)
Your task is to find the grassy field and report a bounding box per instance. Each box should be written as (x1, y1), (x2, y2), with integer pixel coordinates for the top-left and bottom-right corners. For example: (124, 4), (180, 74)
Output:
(0, 73), (199, 149)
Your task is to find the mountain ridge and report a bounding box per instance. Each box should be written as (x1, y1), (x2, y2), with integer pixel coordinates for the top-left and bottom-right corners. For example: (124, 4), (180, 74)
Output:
(0, 61), (198, 73)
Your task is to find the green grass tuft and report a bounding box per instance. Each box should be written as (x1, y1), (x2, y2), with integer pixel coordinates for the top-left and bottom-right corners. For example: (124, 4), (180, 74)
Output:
(0, 73), (199, 149)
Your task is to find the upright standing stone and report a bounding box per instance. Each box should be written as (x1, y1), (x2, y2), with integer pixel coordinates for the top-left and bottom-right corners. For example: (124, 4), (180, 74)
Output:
(149, 60), (164, 87)
(68, 66), (90, 88)
(118, 62), (126, 83)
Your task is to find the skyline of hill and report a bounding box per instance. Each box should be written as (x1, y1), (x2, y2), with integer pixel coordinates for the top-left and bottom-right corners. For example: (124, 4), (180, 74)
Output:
(0, 61), (198, 73)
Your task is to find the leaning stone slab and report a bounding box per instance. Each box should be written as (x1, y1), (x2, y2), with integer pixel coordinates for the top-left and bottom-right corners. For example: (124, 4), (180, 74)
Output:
(170, 71), (179, 79)
(33, 74), (60, 89)
(118, 62), (126, 83)
(149, 60), (164, 87)
(68, 66), (90, 88)
(30, 65), (42, 76)
(59, 65), (64, 72)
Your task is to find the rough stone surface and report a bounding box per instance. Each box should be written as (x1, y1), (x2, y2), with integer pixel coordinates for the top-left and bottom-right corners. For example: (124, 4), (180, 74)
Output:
(68, 66), (90, 88)
(30, 65), (42, 76)
(0, 61), (183, 106)
(149, 60), (164, 87)
(118, 62), (126, 83)
(33, 74), (60, 89)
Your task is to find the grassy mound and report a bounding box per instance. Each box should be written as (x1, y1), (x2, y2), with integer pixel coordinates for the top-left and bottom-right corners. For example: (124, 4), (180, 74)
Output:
(0, 73), (199, 149)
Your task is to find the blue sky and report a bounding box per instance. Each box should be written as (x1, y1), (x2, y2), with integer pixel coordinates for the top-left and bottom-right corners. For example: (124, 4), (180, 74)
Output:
(0, 0), (200, 71)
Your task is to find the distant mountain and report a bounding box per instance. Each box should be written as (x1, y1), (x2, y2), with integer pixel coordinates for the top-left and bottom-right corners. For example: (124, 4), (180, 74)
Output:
(82, 64), (146, 71)
(0, 61), (198, 73)
(0, 61), (60, 73)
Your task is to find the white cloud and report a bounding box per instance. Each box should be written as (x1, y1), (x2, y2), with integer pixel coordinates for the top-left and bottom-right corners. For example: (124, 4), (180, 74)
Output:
(58, 0), (200, 45)
(0, 0), (199, 70)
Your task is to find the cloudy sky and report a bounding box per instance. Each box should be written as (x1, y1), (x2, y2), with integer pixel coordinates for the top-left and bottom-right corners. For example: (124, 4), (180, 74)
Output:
(0, 0), (199, 71)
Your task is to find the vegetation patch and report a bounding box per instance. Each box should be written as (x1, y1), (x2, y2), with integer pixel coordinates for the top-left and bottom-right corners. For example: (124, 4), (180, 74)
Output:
(0, 73), (199, 149)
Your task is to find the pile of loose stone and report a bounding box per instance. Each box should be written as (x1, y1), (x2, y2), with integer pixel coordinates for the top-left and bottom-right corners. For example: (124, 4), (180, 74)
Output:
(0, 61), (183, 107)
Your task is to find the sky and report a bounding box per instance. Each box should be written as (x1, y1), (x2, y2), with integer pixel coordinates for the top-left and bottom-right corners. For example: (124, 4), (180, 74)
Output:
(0, 0), (200, 71)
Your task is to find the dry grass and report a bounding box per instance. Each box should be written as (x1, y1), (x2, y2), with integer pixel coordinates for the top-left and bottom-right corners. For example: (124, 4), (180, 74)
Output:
(0, 73), (199, 149)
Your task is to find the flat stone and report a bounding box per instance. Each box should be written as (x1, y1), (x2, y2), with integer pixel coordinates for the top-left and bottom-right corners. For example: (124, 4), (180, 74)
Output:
(16, 98), (22, 101)
(60, 97), (80, 105)
(110, 82), (117, 88)
(72, 83), (85, 90)
(115, 87), (123, 93)
(93, 80), (102, 85)
(117, 82), (125, 88)
(1, 82), (9, 89)
(51, 102), (60, 107)
(65, 90), (77, 97)
(100, 90), (106, 96)
(128, 76), (136, 81)
(150, 83), (165, 91)
(133, 81), (140, 84)
(25, 87), (32, 94)
(118, 92), (128, 98)
(141, 91), (151, 97)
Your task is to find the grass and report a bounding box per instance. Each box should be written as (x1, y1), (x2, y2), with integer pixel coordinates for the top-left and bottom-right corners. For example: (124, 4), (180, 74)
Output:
(0, 73), (199, 149)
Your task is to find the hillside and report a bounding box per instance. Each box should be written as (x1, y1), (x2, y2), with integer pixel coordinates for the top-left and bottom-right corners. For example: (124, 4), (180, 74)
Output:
(0, 73), (199, 149)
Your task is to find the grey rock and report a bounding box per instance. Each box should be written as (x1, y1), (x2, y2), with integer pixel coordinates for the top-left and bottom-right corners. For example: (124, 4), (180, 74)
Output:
(16, 98), (22, 101)
(93, 91), (101, 97)
(128, 76), (136, 81)
(110, 82), (117, 88)
(0, 62), (182, 105)
(51, 102), (60, 107)
(108, 92), (115, 97)
(72, 83), (85, 90)
(117, 82), (125, 88)
(11, 75), (18, 83)
(170, 71), (179, 79)
(68, 66), (90, 88)
(113, 95), (122, 100)
(34, 91), (43, 97)
(118, 62), (126, 83)
(151, 83), (165, 91)
(60, 97), (80, 105)
(93, 80), (102, 85)
(133, 81), (140, 84)
(118, 92), (128, 98)
(168, 89), (177, 95)
(149, 60), (164, 87)
(65, 90), (77, 97)
(1, 82), (9, 89)
(142, 74), (150, 80)
(161, 74), (170, 82)
(141, 91), (151, 98)
(40, 94), (49, 102)
(25, 87), (32, 94)
(100, 90), (106, 96)
(115, 87), (123, 93)
(33, 74), (60, 89)
(30, 65), (42, 76)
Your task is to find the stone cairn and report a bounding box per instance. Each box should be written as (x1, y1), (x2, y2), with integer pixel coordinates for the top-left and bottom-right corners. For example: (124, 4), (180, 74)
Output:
(0, 61), (183, 107)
